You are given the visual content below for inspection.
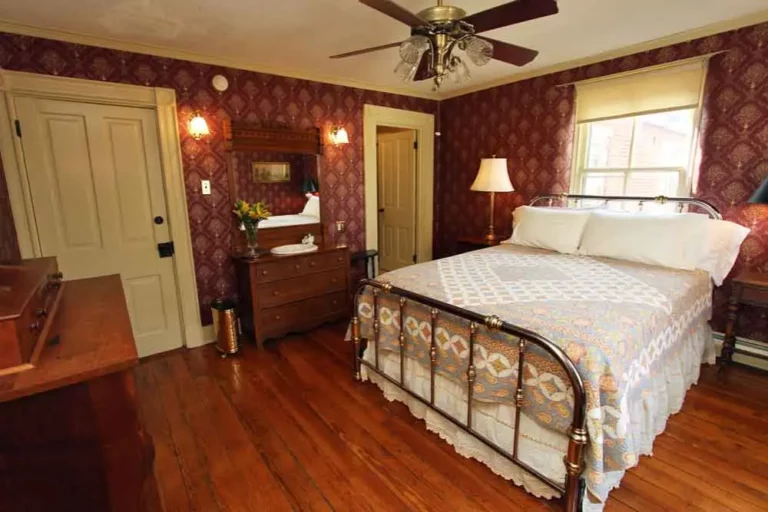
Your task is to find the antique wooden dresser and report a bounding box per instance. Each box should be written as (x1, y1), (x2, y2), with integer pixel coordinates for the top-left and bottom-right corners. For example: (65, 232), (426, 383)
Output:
(0, 274), (160, 512)
(234, 245), (350, 348)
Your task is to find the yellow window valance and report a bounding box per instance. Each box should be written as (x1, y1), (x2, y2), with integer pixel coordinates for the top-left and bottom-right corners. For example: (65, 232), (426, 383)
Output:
(574, 59), (708, 123)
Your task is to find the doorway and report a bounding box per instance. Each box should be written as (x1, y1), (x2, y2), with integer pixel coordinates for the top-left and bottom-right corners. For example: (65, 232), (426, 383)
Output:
(363, 105), (435, 271)
(0, 70), (204, 356)
(377, 126), (417, 272)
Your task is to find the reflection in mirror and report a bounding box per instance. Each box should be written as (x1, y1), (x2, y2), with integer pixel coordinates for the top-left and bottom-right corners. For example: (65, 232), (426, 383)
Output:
(231, 152), (321, 230)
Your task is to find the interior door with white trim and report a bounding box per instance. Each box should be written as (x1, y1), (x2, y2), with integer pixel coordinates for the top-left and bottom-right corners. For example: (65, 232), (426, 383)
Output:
(377, 129), (417, 272)
(15, 97), (184, 357)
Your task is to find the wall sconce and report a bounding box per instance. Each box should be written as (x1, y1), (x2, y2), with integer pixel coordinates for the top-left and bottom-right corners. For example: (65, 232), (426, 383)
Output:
(188, 112), (210, 140)
(330, 126), (349, 145)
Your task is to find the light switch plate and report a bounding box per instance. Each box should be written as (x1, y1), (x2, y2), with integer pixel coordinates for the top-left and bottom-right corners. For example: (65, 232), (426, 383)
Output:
(201, 180), (211, 195)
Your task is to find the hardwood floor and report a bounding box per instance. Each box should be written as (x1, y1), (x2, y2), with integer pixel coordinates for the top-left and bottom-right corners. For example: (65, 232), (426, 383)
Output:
(134, 322), (768, 511)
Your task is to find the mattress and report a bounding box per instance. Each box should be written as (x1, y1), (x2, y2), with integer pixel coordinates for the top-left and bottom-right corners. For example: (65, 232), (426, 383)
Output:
(356, 244), (715, 508)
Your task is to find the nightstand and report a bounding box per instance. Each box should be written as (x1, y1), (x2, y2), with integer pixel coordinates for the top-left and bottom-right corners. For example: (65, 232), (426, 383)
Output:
(722, 271), (768, 368)
(456, 235), (505, 254)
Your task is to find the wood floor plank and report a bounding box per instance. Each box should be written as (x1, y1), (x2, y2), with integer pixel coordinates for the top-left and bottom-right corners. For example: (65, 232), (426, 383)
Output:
(132, 322), (768, 512)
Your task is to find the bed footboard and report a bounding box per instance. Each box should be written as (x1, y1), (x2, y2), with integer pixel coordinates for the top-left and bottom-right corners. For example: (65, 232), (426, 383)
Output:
(351, 279), (588, 512)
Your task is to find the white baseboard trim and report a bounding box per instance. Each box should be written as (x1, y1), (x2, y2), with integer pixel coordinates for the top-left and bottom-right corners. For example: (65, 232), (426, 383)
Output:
(712, 332), (768, 371)
(201, 324), (216, 345)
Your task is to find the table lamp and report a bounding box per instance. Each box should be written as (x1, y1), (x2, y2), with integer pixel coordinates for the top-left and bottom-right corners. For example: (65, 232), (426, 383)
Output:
(471, 157), (514, 241)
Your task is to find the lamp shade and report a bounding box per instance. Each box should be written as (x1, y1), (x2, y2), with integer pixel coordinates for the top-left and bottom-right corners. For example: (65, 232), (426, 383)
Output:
(470, 158), (514, 192)
(749, 177), (768, 204)
(302, 177), (319, 194)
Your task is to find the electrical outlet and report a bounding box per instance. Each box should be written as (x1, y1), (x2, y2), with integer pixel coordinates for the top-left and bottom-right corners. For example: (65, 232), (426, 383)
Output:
(335, 220), (346, 233)
(201, 180), (211, 195)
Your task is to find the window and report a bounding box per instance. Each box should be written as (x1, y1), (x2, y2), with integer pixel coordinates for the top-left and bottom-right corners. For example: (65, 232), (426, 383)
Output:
(573, 108), (697, 197)
(570, 60), (707, 200)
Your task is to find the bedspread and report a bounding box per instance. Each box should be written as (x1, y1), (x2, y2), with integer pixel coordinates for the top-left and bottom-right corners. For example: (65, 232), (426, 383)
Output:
(356, 244), (713, 499)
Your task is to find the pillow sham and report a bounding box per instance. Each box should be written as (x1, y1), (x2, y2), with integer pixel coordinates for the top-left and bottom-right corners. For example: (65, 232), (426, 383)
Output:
(505, 206), (592, 254)
(301, 195), (320, 218)
(694, 219), (750, 286)
(577, 210), (708, 270)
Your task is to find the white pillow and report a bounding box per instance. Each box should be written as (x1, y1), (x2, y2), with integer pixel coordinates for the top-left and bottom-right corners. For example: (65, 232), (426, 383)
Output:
(694, 219), (750, 285)
(301, 195), (320, 218)
(578, 210), (708, 270)
(505, 206), (592, 254)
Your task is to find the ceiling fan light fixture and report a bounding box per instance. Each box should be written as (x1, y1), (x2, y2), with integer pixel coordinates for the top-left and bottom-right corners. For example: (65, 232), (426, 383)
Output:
(465, 36), (494, 67)
(394, 59), (420, 82)
(398, 35), (430, 64)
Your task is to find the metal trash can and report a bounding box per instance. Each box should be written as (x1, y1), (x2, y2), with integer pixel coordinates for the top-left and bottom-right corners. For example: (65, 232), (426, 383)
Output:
(211, 298), (239, 357)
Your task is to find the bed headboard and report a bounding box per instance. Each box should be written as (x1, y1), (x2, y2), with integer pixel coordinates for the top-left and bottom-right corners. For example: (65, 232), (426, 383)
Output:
(530, 194), (722, 220)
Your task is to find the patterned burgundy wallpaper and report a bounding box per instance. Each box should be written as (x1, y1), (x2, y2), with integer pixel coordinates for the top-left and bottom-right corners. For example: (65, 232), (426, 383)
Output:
(437, 22), (768, 337)
(0, 33), (437, 323)
(0, 156), (20, 263)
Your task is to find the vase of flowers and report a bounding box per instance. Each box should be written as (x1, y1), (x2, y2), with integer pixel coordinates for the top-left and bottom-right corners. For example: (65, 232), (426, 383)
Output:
(233, 199), (271, 257)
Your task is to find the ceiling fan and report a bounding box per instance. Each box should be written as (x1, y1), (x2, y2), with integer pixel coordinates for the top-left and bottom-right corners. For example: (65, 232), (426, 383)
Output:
(330, 0), (559, 90)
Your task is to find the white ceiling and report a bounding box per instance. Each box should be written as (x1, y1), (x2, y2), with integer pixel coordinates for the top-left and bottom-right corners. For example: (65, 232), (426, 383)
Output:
(0, 0), (766, 99)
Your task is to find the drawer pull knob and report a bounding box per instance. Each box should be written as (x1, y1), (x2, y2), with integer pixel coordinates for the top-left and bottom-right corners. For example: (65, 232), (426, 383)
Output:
(275, 315), (281, 320)
(262, 270), (268, 276)
(337, 257), (342, 262)
(272, 291), (279, 296)
(294, 264), (300, 270)
(332, 278), (338, 283)
(309, 261), (317, 267)
(333, 300), (338, 305)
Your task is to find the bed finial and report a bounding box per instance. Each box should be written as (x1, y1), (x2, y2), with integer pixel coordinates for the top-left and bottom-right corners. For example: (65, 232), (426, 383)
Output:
(484, 315), (503, 330)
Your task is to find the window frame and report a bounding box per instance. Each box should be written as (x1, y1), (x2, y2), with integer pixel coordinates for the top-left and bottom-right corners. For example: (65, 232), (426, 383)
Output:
(570, 106), (702, 198)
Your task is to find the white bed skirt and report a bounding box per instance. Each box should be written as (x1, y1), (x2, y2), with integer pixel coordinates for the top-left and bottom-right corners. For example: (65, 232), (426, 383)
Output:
(360, 320), (715, 511)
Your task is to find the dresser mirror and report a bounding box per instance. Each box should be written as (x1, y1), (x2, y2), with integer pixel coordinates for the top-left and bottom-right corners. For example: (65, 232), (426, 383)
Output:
(224, 121), (324, 250)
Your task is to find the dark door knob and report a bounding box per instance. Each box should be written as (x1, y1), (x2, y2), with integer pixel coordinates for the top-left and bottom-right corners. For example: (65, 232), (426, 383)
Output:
(154, 216), (164, 225)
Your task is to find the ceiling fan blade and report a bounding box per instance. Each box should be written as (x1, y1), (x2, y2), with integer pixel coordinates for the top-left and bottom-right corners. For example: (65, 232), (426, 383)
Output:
(330, 41), (401, 59)
(463, 0), (558, 34)
(360, 0), (424, 27)
(481, 37), (539, 66)
(413, 51), (434, 81)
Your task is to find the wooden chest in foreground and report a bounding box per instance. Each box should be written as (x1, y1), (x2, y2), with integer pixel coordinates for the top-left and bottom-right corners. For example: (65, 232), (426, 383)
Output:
(0, 257), (63, 375)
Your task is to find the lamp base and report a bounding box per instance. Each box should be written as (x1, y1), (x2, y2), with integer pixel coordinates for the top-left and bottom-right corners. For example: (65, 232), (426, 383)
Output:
(483, 230), (499, 242)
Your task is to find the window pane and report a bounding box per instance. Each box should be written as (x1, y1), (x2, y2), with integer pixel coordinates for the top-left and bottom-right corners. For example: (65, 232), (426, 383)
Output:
(585, 117), (633, 169)
(630, 109), (695, 168)
(582, 172), (625, 195)
(625, 171), (680, 197)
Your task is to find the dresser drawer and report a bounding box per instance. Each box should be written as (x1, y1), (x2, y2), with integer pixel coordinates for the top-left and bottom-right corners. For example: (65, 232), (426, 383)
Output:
(259, 268), (347, 308)
(254, 258), (305, 284)
(303, 250), (346, 274)
(261, 291), (348, 336)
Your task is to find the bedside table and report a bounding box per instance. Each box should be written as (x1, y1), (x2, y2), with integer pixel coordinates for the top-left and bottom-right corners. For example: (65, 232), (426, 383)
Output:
(722, 271), (768, 368)
(456, 235), (505, 254)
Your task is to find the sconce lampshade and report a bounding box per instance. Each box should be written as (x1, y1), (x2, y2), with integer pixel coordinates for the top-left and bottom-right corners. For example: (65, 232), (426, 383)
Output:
(749, 177), (768, 204)
(470, 158), (514, 192)
(330, 126), (349, 145)
(188, 112), (210, 140)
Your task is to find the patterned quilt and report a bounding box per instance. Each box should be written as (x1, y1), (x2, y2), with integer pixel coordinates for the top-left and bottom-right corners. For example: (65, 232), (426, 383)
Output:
(356, 244), (712, 493)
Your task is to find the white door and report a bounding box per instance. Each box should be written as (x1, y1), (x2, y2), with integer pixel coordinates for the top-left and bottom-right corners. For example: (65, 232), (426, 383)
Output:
(15, 97), (184, 357)
(377, 130), (417, 272)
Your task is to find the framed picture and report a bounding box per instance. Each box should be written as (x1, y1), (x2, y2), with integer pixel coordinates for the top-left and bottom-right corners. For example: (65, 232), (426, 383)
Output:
(252, 162), (290, 183)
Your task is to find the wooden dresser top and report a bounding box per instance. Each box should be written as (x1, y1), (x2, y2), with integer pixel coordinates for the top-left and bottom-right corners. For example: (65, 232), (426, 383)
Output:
(0, 274), (138, 403)
(233, 244), (347, 264)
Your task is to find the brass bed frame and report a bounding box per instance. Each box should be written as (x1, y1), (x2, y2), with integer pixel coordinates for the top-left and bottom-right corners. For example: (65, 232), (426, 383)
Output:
(350, 194), (722, 512)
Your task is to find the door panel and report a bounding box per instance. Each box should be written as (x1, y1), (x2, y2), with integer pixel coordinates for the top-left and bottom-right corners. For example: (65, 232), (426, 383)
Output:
(377, 129), (417, 271)
(15, 97), (184, 357)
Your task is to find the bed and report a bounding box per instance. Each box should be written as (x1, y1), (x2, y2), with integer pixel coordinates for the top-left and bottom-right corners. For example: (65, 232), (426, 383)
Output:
(350, 194), (746, 512)
(258, 195), (320, 229)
